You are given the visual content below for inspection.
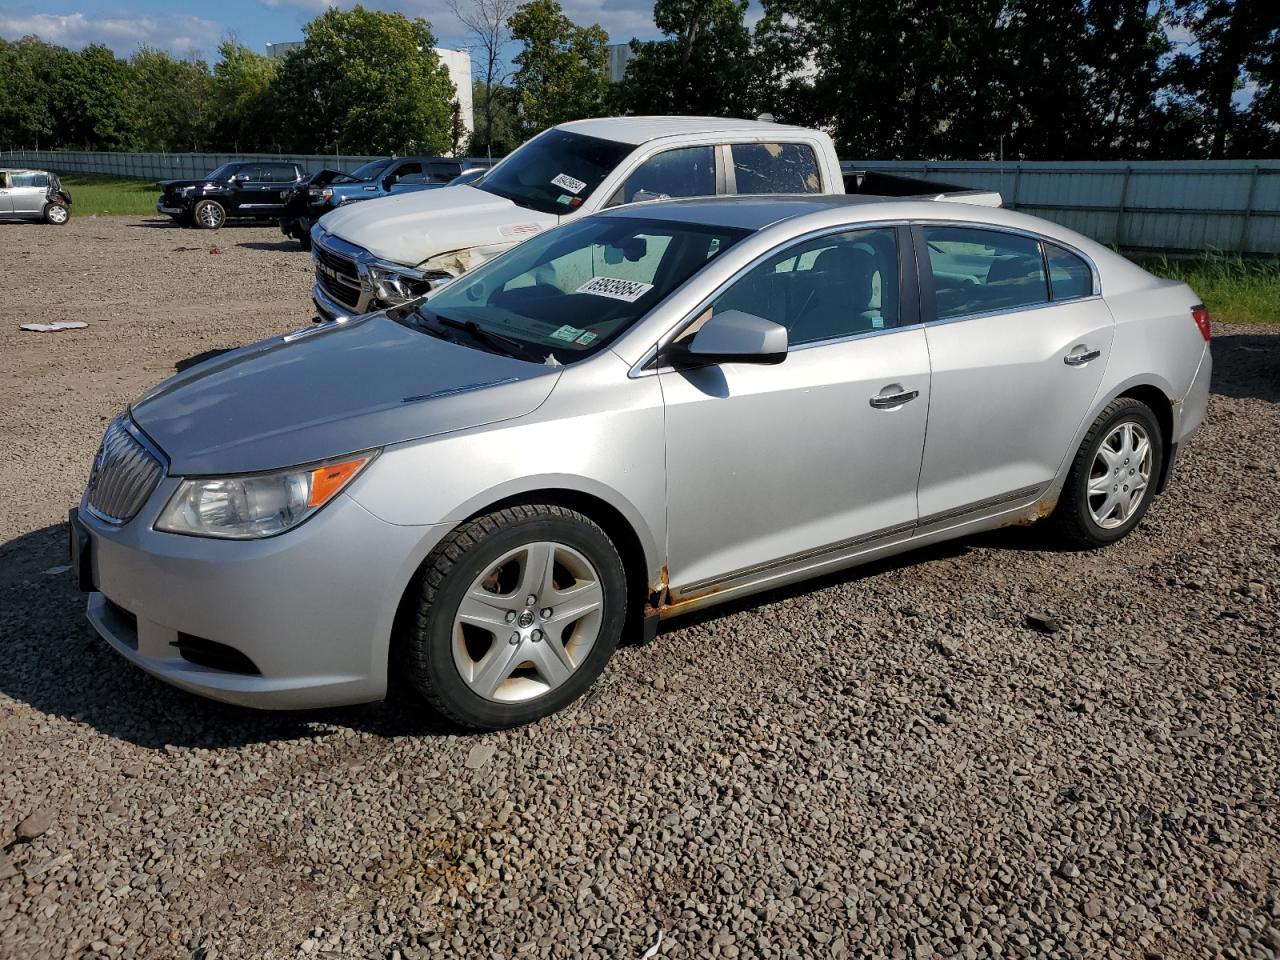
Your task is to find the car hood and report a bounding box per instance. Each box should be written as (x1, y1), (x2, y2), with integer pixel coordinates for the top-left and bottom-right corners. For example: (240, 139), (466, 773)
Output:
(130, 315), (559, 476)
(157, 179), (208, 190)
(320, 184), (559, 266)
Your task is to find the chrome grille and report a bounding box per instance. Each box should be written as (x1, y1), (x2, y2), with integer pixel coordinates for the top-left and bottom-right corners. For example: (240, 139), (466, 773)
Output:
(86, 418), (165, 525)
(313, 242), (362, 309)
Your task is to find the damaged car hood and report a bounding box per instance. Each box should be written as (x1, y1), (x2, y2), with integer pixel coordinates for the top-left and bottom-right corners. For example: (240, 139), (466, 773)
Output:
(318, 184), (559, 267)
(130, 315), (559, 476)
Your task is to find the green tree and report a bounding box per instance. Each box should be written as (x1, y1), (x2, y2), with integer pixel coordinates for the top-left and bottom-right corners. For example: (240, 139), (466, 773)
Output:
(615, 0), (754, 117)
(271, 5), (456, 154)
(508, 0), (610, 138)
(469, 80), (521, 156)
(48, 43), (139, 150)
(0, 37), (60, 148)
(1167, 0), (1280, 157)
(209, 41), (279, 151)
(130, 48), (214, 151)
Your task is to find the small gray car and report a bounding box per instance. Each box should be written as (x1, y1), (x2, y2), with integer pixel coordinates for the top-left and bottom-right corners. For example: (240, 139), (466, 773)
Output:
(0, 168), (71, 224)
(72, 195), (1212, 729)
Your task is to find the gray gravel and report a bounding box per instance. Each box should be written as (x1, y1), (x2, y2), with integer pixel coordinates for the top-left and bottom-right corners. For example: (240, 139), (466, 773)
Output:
(2, 216), (1279, 959)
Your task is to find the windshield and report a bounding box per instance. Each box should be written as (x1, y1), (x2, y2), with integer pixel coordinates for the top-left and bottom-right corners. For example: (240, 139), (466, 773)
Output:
(205, 163), (238, 181)
(348, 158), (394, 182)
(477, 130), (633, 215)
(410, 216), (748, 363)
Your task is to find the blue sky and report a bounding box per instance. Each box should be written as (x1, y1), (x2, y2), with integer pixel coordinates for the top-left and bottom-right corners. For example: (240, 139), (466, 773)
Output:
(0, 0), (670, 61)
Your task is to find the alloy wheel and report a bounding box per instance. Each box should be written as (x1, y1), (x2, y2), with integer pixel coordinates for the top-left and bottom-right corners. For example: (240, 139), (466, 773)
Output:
(1087, 421), (1152, 529)
(47, 205), (69, 224)
(451, 541), (604, 703)
(198, 203), (224, 228)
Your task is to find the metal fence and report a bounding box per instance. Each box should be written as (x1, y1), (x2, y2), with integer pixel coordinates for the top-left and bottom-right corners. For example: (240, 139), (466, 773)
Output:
(1, 149), (494, 183)
(6, 149), (1280, 254)
(845, 159), (1280, 255)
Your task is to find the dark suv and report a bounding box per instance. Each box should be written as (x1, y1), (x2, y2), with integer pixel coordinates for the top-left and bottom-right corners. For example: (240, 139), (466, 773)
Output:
(157, 161), (306, 229)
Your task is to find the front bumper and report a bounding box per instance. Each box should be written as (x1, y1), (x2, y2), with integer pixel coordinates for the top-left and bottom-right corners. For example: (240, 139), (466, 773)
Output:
(77, 475), (439, 710)
(312, 280), (360, 323)
(156, 201), (184, 215)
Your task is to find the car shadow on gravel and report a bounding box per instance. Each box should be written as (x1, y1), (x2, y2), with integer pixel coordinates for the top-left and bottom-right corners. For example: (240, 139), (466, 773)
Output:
(0, 521), (462, 750)
(1210, 330), (1279, 402)
(237, 240), (305, 253)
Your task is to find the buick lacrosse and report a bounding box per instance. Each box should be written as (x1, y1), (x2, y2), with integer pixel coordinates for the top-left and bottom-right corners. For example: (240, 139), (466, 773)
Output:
(72, 195), (1212, 729)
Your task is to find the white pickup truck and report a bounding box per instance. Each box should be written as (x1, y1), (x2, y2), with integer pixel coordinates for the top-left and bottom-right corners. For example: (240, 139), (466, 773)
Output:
(309, 116), (1000, 321)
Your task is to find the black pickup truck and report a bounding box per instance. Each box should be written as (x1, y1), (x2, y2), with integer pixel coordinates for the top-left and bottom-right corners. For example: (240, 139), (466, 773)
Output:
(156, 161), (307, 229)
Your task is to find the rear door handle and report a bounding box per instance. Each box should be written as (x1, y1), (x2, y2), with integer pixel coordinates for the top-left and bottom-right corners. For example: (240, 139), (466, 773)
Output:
(869, 387), (920, 409)
(1064, 347), (1101, 366)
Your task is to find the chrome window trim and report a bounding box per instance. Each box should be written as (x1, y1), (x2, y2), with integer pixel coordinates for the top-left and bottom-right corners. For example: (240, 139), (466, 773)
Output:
(629, 219), (912, 378)
(925, 294), (1106, 328)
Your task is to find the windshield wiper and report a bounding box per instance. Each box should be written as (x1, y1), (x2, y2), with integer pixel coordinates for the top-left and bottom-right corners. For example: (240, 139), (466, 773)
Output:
(419, 309), (539, 361)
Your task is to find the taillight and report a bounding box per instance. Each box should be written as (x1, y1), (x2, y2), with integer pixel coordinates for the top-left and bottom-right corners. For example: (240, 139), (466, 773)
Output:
(1191, 304), (1212, 341)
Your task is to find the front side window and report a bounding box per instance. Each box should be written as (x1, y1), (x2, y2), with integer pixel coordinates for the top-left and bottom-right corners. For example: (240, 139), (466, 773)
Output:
(610, 146), (716, 206)
(1045, 243), (1092, 301)
(923, 226), (1048, 320)
(477, 129), (633, 215)
(418, 216), (747, 362)
(349, 158), (394, 182)
(388, 162), (424, 185)
(235, 165), (265, 183)
(706, 228), (899, 346)
(731, 142), (822, 194)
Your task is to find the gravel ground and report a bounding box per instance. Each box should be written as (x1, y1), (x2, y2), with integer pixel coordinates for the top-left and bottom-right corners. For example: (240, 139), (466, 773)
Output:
(1, 215), (1278, 960)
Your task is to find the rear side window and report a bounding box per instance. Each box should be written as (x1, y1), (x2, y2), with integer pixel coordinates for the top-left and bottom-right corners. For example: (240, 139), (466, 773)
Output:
(612, 146), (716, 206)
(731, 142), (821, 194)
(12, 171), (49, 188)
(1045, 243), (1092, 301)
(262, 163), (299, 181)
(923, 226), (1048, 320)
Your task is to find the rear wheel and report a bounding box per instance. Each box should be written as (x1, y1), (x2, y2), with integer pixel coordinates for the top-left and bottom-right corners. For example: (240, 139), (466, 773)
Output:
(44, 202), (69, 225)
(1051, 397), (1164, 547)
(403, 504), (627, 730)
(193, 199), (225, 230)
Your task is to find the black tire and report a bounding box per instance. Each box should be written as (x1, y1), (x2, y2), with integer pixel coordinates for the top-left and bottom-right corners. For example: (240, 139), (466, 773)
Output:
(403, 504), (627, 730)
(298, 232), (312, 252)
(43, 202), (70, 225)
(1051, 397), (1164, 548)
(192, 199), (225, 230)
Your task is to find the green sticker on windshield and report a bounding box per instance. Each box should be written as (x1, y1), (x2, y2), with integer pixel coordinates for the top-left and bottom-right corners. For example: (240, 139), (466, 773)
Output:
(551, 324), (585, 342)
(555, 194), (574, 206)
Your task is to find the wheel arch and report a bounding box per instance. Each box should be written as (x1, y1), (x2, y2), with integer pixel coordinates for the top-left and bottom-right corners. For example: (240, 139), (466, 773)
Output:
(387, 485), (661, 670)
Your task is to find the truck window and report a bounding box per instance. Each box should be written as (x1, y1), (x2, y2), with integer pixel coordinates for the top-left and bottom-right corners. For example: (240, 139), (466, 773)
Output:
(477, 129), (633, 216)
(731, 142), (822, 194)
(427, 161), (461, 181)
(388, 162), (425, 185)
(236, 165), (265, 183)
(263, 163), (299, 182)
(608, 146), (716, 207)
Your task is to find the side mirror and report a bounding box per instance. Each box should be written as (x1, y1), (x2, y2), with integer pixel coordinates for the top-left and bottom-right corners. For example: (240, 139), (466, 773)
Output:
(669, 309), (788, 366)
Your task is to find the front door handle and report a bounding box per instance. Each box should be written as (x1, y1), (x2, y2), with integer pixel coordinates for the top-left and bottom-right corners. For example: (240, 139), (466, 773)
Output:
(869, 387), (920, 409)
(1064, 347), (1101, 366)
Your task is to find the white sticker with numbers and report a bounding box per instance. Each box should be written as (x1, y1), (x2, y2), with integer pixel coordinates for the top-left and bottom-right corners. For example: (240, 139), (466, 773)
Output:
(550, 172), (587, 195)
(574, 276), (654, 302)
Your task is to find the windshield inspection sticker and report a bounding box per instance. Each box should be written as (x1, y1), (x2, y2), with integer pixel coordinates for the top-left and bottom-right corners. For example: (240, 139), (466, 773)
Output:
(574, 276), (654, 302)
(550, 324), (586, 342)
(575, 330), (598, 345)
(551, 172), (587, 195)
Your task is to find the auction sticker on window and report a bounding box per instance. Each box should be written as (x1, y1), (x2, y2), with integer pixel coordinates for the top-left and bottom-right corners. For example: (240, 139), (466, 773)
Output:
(574, 276), (654, 302)
(550, 173), (587, 195)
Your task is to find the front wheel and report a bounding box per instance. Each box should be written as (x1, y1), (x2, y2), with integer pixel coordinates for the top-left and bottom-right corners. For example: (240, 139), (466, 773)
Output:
(1051, 397), (1164, 547)
(44, 202), (70, 225)
(192, 199), (225, 229)
(403, 504), (627, 730)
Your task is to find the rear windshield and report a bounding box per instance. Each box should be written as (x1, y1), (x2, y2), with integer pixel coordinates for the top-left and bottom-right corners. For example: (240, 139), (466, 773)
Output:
(477, 130), (633, 216)
(415, 216), (749, 362)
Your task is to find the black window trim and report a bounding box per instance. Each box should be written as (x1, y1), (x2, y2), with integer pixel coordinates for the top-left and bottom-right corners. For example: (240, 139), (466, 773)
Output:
(911, 221), (1101, 325)
(1043, 240), (1094, 304)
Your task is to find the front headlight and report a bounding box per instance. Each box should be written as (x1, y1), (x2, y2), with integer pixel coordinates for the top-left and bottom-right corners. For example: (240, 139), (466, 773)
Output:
(367, 264), (433, 305)
(179, 186), (194, 196)
(155, 452), (377, 539)
(310, 187), (334, 202)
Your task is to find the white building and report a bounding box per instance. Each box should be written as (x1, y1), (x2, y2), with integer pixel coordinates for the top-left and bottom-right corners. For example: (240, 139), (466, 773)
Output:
(606, 43), (634, 83)
(264, 42), (474, 139)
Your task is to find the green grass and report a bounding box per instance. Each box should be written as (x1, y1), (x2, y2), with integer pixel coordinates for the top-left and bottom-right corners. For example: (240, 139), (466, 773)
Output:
(58, 172), (158, 216)
(1141, 252), (1280, 325)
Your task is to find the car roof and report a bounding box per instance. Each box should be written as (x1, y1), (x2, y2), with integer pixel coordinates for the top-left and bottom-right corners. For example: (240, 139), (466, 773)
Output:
(0, 168), (45, 174)
(556, 116), (817, 146)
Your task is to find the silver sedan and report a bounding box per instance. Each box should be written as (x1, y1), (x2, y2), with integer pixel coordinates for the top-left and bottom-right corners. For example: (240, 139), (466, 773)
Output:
(72, 195), (1212, 729)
